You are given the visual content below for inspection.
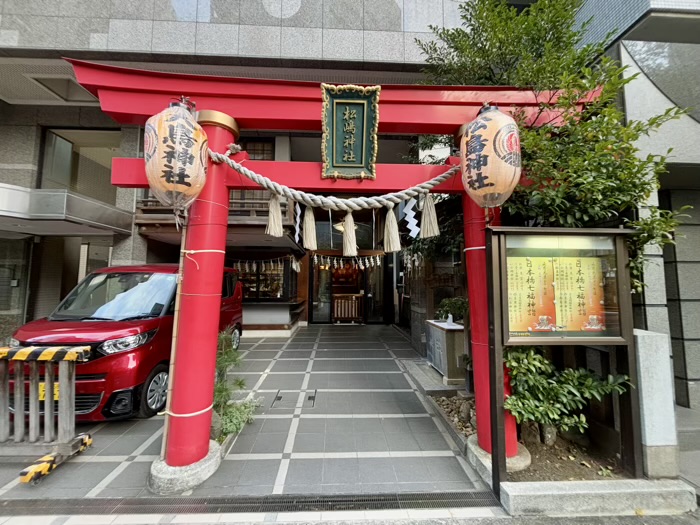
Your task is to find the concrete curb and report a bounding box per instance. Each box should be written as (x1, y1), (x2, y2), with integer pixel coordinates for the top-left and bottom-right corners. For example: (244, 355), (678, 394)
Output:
(500, 479), (697, 517)
(148, 440), (222, 495)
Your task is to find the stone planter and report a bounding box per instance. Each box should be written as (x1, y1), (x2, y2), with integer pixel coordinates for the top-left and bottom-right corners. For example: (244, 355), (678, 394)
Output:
(425, 319), (466, 385)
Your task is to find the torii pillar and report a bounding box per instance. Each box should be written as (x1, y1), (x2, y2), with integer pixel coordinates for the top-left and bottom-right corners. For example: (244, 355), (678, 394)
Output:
(65, 59), (561, 491)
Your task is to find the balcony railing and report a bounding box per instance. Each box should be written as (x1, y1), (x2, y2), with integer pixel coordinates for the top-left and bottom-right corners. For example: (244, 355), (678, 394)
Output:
(136, 194), (294, 226)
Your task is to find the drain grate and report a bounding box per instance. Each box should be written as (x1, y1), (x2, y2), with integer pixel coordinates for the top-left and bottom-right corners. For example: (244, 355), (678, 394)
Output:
(0, 491), (499, 516)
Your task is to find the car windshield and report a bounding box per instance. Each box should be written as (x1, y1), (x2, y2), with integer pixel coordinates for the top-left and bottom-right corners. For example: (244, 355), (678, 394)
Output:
(51, 272), (177, 321)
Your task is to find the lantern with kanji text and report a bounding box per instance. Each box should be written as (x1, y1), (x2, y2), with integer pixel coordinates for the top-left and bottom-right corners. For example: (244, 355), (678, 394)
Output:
(144, 99), (209, 216)
(459, 105), (522, 208)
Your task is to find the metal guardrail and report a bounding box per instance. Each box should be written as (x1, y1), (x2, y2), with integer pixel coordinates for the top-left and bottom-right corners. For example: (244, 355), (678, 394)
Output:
(0, 346), (93, 483)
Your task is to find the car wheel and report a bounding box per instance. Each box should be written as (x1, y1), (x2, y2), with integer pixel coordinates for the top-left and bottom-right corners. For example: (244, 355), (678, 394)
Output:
(231, 326), (241, 351)
(138, 364), (169, 418)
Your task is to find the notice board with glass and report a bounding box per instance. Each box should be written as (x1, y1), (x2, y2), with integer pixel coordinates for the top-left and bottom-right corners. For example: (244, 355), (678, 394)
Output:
(495, 229), (633, 346)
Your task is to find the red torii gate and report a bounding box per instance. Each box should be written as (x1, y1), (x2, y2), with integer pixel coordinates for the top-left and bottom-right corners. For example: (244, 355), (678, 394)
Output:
(69, 59), (553, 470)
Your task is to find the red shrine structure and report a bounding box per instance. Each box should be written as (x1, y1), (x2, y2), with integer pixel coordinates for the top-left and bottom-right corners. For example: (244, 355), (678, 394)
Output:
(69, 58), (556, 472)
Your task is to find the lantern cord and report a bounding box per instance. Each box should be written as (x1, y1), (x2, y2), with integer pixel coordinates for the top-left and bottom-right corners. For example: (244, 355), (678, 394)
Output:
(159, 403), (212, 418)
(210, 149), (459, 212)
(182, 249), (227, 270)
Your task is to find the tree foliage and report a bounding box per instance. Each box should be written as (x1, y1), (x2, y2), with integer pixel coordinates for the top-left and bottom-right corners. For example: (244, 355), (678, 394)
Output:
(417, 0), (687, 289)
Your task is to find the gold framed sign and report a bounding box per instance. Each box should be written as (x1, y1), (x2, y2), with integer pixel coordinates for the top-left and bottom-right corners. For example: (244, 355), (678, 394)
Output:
(321, 83), (380, 180)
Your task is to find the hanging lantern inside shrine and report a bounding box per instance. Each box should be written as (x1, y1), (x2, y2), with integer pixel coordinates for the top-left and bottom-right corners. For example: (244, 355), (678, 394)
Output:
(459, 105), (521, 208)
(144, 98), (209, 219)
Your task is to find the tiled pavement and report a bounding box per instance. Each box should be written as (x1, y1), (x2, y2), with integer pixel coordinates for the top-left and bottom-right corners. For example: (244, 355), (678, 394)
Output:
(0, 325), (482, 499)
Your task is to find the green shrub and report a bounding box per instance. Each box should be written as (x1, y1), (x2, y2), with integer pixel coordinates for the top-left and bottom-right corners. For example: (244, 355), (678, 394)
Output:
(214, 326), (257, 438)
(220, 400), (259, 436)
(503, 347), (628, 434)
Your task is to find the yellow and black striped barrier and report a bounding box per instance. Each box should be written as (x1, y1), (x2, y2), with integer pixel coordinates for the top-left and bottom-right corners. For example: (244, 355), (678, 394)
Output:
(0, 345), (91, 362)
(18, 433), (93, 484)
(19, 453), (59, 484)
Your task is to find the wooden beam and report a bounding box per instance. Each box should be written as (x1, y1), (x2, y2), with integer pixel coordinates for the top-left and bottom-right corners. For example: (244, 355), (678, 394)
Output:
(113, 157), (464, 194)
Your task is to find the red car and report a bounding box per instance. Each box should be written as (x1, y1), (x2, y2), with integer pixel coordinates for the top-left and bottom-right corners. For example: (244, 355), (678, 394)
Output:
(10, 264), (243, 422)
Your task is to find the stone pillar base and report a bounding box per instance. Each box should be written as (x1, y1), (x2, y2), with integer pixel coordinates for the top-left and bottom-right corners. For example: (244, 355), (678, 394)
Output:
(148, 440), (221, 495)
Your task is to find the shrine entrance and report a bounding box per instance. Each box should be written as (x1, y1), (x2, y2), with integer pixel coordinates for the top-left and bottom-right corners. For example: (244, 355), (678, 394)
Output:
(69, 58), (551, 494)
(309, 255), (390, 325)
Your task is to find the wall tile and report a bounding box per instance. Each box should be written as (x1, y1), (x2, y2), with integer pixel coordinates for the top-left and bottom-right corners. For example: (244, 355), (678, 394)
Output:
(364, 30), (404, 62)
(403, 0), (442, 33)
(0, 125), (39, 166)
(322, 28), (362, 61)
(108, 19), (153, 52)
(154, 0), (197, 21)
(683, 340), (700, 380)
(78, 107), (119, 128)
(59, 0), (111, 18)
(239, 24), (281, 56)
(55, 17), (110, 50)
(681, 301), (700, 339)
(281, 26), (321, 58)
(674, 225), (700, 261)
(0, 168), (37, 188)
(0, 15), (57, 48)
(195, 22), (239, 55)
(3, 0), (55, 16)
(674, 376), (689, 406)
(281, 0), (322, 28)
(240, 0), (282, 26)
(672, 338), (687, 379)
(110, 0), (155, 20)
(688, 380), (700, 408)
(197, 0), (240, 24)
(363, 0), (402, 31)
(404, 31), (433, 63)
(443, 0), (461, 29)
(676, 262), (700, 300)
(152, 20), (196, 53)
(324, 0), (362, 29)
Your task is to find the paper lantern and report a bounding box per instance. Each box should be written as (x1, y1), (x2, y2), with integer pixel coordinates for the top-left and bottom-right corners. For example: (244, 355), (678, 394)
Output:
(144, 101), (209, 214)
(459, 105), (521, 208)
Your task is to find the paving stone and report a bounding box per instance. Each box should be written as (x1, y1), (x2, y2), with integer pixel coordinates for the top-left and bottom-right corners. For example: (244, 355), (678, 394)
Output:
(236, 460), (280, 486)
(260, 418), (292, 433)
(259, 373), (305, 390)
(358, 458), (397, 483)
(271, 360), (309, 372)
(286, 459), (323, 485)
(292, 433), (325, 452)
(296, 418), (326, 433)
(322, 459), (359, 484)
(426, 457), (472, 482)
(354, 432), (390, 452)
(251, 433), (287, 454)
(325, 433), (357, 452)
(106, 462), (151, 489)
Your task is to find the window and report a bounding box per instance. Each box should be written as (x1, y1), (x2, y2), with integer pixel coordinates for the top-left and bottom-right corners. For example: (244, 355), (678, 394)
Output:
(41, 130), (121, 206)
(222, 273), (232, 299)
(231, 140), (275, 212)
(239, 140), (274, 160)
(239, 259), (295, 301)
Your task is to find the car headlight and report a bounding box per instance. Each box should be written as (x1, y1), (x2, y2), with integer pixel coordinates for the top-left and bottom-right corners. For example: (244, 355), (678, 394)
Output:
(9, 338), (20, 348)
(98, 330), (157, 355)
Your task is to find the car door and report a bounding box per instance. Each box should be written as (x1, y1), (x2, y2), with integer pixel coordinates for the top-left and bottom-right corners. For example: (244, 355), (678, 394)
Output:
(218, 271), (233, 331)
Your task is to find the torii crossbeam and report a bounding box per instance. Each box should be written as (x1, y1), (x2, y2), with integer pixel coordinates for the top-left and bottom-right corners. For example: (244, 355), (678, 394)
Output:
(69, 59), (553, 476)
